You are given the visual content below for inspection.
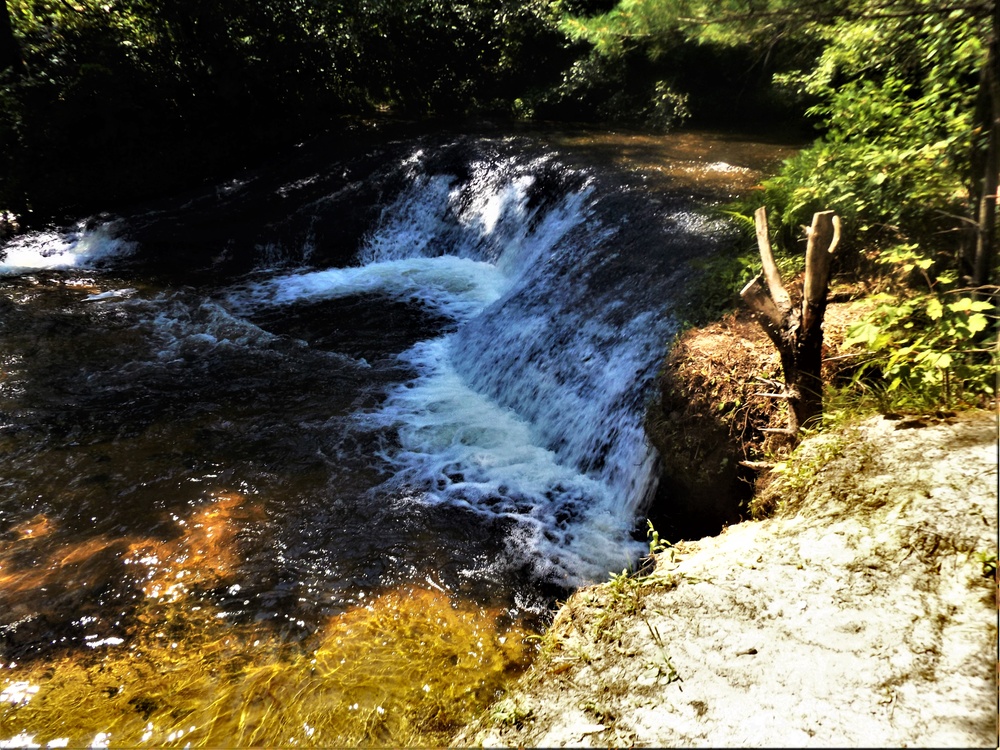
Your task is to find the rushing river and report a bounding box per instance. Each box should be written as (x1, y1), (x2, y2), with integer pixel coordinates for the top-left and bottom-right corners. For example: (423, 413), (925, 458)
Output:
(0, 125), (795, 747)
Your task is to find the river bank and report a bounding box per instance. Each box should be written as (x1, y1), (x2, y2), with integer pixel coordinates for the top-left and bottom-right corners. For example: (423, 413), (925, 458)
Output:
(447, 130), (998, 747)
(457, 406), (998, 747)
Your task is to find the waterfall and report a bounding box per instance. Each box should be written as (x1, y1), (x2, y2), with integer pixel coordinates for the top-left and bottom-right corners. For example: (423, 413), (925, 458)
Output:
(1, 135), (731, 587)
(0, 128), (799, 750)
(227, 143), (705, 584)
(0, 220), (133, 274)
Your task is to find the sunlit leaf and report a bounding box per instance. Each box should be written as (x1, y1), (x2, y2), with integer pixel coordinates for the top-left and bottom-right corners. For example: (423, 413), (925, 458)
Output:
(926, 297), (943, 320)
(967, 313), (988, 334)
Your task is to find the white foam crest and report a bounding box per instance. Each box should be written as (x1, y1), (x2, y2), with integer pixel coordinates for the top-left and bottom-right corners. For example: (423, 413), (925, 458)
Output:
(368, 336), (644, 585)
(359, 152), (592, 274)
(0, 222), (133, 275)
(458, 169), (534, 238)
(358, 175), (457, 263)
(125, 295), (283, 363)
(495, 187), (596, 282)
(229, 255), (507, 322)
(84, 288), (137, 302)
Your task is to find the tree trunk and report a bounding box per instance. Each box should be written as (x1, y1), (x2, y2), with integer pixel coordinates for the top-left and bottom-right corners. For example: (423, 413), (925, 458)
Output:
(741, 207), (841, 440)
(0, 1), (24, 77)
(967, 0), (999, 288)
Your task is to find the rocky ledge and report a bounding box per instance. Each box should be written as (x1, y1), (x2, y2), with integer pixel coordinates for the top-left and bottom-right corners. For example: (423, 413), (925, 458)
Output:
(457, 409), (998, 748)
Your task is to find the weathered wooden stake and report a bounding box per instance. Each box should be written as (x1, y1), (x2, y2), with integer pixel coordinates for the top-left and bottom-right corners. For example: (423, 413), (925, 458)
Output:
(740, 207), (840, 441)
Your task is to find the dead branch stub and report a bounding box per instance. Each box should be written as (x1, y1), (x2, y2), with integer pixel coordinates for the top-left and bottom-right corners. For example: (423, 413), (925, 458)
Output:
(740, 207), (841, 440)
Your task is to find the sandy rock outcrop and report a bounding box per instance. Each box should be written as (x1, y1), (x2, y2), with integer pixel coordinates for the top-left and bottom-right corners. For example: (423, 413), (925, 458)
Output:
(459, 410), (998, 748)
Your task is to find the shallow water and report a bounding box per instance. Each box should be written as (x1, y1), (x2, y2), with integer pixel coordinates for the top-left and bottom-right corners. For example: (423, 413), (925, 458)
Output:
(0, 126), (795, 747)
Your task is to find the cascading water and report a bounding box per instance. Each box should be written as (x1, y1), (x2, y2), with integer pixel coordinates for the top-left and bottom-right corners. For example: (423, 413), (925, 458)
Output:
(225, 144), (714, 583)
(0, 130), (757, 747)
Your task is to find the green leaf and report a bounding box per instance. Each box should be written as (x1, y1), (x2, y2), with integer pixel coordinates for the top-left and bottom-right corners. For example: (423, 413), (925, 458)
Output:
(946, 297), (989, 313)
(967, 313), (988, 335)
(926, 297), (943, 320)
(845, 321), (879, 347)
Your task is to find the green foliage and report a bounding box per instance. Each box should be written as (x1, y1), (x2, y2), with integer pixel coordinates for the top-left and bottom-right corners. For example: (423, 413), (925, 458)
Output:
(527, 41), (692, 130)
(975, 549), (997, 579)
(488, 697), (534, 728)
(550, 0), (804, 126)
(679, 211), (804, 325)
(331, 0), (567, 115)
(759, 8), (986, 250)
(0, 0), (570, 219)
(2, 0), (349, 216)
(843, 246), (997, 410)
(646, 519), (672, 556)
(753, 431), (850, 517)
(682, 250), (760, 322)
(561, 1), (991, 258)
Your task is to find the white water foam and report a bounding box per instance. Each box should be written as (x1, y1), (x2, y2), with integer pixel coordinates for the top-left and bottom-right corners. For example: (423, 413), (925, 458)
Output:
(229, 255), (507, 324)
(143, 297), (283, 362)
(366, 336), (643, 583)
(452, 307), (669, 518)
(359, 152), (591, 276)
(0, 221), (133, 275)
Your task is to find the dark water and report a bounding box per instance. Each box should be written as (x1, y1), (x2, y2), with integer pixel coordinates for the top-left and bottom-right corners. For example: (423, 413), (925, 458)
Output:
(0, 126), (795, 747)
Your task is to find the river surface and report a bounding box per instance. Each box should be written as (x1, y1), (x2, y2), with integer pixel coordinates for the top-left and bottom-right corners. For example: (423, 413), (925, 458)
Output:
(0, 124), (795, 747)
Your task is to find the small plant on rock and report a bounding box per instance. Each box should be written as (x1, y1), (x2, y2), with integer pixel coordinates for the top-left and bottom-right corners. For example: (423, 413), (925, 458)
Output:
(975, 550), (997, 580)
(488, 697), (533, 729)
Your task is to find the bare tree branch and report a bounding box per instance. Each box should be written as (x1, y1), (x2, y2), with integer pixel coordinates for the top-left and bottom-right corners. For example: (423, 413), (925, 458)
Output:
(754, 205), (793, 315)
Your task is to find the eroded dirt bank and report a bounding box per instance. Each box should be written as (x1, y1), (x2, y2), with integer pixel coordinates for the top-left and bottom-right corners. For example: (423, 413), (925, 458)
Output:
(457, 409), (998, 748)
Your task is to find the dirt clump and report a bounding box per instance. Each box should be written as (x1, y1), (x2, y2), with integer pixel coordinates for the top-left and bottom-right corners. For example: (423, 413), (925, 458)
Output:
(645, 297), (865, 538)
(645, 309), (781, 537)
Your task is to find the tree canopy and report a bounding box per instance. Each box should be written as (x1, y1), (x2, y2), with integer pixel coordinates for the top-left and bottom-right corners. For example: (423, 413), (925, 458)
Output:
(0, 0), (571, 221)
(1, 0), (996, 285)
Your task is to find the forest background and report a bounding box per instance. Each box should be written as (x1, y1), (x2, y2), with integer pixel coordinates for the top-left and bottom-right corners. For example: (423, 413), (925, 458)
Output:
(1, 0), (997, 415)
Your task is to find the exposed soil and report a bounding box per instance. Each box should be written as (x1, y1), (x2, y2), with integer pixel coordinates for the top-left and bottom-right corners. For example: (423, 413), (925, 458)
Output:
(644, 296), (867, 540)
(644, 307), (784, 538)
(458, 408), (998, 748)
